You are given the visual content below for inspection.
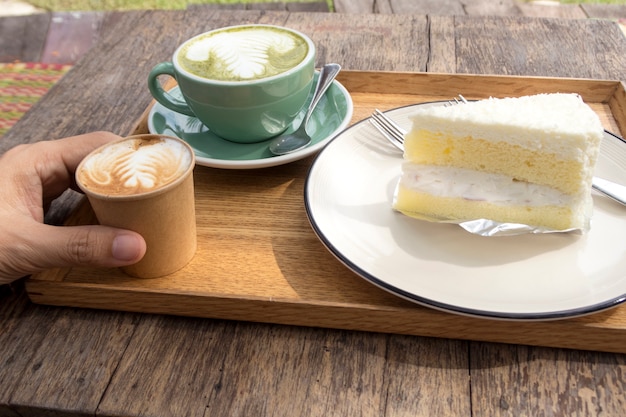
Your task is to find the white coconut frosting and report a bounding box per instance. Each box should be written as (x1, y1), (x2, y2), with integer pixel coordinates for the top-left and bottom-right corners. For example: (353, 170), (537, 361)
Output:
(408, 93), (604, 159)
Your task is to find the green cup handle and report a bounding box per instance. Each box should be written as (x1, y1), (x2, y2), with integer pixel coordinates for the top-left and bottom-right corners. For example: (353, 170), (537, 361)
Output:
(148, 62), (196, 117)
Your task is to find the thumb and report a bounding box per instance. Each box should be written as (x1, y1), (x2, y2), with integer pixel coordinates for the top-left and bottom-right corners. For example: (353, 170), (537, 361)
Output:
(35, 224), (147, 270)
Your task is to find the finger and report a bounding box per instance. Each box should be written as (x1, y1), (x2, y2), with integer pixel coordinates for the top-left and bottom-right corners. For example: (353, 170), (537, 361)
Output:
(29, 224), (147, 271)
(38, 131), (122, 195)
(55, 131), (122, 172)
(3, 131), (120, 175)
(1, 132), (123, 205)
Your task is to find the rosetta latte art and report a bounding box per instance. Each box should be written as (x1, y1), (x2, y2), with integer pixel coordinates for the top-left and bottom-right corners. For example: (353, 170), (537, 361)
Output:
(178, 26), (308, 81)
(79, 138), (191, 196)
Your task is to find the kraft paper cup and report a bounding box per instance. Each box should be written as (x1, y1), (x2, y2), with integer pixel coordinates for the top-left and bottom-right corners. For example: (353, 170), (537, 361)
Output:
(76, 134), (197, 278)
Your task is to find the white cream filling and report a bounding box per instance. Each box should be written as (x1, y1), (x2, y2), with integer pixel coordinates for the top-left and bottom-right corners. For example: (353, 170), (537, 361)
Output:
(400, 164), (576, 206)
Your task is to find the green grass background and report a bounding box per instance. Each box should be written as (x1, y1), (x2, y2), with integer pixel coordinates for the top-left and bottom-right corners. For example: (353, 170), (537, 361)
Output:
(26, 0), (333, 11)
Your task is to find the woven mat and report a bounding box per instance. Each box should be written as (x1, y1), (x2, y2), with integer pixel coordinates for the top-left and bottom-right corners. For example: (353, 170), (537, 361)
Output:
(0, 63), (72, 138)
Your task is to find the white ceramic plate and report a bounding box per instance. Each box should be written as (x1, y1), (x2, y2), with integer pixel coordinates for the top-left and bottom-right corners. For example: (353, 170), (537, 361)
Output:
(148, 73), (353, 169)
(305, 103), (626, 320)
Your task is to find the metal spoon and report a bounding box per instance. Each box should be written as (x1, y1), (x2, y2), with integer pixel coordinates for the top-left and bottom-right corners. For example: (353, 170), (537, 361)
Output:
(269, 63), (342, 156)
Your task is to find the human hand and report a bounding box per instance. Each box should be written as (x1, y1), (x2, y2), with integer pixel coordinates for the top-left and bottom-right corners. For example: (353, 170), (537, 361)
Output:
(0, 132), (147, 285)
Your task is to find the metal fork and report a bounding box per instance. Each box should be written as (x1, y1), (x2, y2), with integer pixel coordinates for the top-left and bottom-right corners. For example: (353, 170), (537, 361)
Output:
(369, 107), (626, 206)
(370, 96), (467, 149)
(370, 109), (406, 151)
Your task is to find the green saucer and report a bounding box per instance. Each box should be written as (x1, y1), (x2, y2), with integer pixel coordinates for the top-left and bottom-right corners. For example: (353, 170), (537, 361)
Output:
(148, 73), (353, 169)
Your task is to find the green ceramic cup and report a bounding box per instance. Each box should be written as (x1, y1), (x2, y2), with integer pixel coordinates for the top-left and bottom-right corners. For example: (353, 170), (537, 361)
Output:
(148, 24), (316, 144)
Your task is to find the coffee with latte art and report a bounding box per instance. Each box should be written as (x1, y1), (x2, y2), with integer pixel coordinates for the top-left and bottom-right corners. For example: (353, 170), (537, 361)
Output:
(76, 134), (197, 278)
(77, 136), (193, 196)
(177, 25), (309, 81)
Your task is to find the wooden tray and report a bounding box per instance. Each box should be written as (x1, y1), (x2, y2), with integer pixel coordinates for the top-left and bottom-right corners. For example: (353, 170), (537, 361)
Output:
(27, 71), (626, 353)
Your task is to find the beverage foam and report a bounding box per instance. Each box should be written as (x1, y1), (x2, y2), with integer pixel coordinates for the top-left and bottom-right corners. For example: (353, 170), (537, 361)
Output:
(78, 137), (192, 196)
(178, 26), (308, 81)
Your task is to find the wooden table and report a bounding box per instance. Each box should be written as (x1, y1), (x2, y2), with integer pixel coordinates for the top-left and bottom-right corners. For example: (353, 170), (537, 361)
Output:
(1, 9), (626, 417)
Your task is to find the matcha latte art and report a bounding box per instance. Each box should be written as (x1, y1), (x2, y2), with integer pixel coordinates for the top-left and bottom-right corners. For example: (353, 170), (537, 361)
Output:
(177, 26), (309, 81)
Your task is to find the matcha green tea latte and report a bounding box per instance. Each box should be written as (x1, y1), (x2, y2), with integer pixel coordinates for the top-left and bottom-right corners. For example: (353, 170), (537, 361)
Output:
(177, 26), (309, 82)
(148, 24), (316, 142)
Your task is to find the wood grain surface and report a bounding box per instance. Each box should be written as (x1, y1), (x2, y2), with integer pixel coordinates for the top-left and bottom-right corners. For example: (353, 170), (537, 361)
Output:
(0, 13), (49, 63)
(26, 71), (626, 355)
(333, 0), (626, 20)
(1, 9), (626, 417)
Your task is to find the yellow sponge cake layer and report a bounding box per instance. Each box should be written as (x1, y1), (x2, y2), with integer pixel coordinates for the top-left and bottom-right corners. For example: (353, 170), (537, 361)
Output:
(393, 164), (591, 230)
(404, 129), (586, 195)
(395, 185), (577, 231)
(393, 93), (604, 232)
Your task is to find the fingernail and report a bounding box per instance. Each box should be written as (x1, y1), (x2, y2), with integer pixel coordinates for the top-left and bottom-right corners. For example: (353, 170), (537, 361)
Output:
(112, 233), (143, 262)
